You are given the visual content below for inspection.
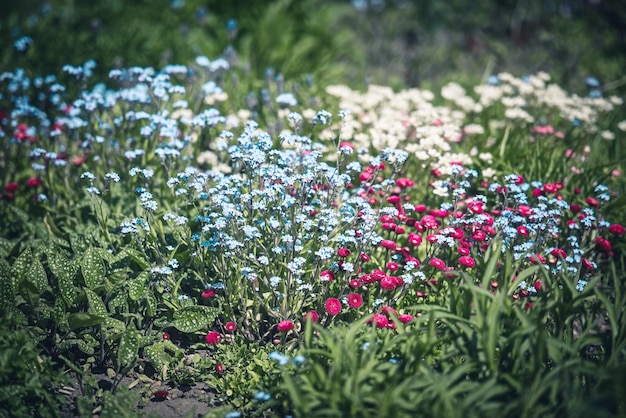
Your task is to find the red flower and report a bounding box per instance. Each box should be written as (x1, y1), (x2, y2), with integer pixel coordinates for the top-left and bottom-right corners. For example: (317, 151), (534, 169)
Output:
(337, 247), (351, 258)
(585, 197), (599, 207)
(324, 298), (342, 315)
(429, 258), (446, 270)
(153, 390), (169, 399)
(517, 226), (529, 236)
(550, 248), (567, 259)
(359, 253), (370, 262)
(26, 178), (42, 188)
(581, 258), (595, 270)
(347, 293), (363, 309)
(458, 256), (475, 268)
(225, 322), (237, 332)
(215, 363), (224, 374)
(609, 224), (625, 236)
(303, 311), (319, 323)
(529, 254), (546, 265)
(277, 320), (294, 332)
(205, 331), (221, 346)
(4, 182), (18, 193)
(349, 279), (361, 288)
(595, 237), (612, 253)
(201, 289), (216, 299)
(162, 333), (170, 341)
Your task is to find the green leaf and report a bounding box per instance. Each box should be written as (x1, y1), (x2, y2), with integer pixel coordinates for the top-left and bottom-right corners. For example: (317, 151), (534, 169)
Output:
(0, 258), (15, 307)
(0, 237), (13, 258)
(54, 297), (68, 327)
(117, 328), (140, 368)
(26, 256), (48, 294)
(68, 312), (106, 330)
(81, 246), (105, 288)
(145, 291), (157, 317)
(12, 247), (32, 282)
(48, 251), (76, 305)
(70, 233), (90, 254)
(171, 305), (219, 332)
(121, 248), (150, 270)
(84, 288), (108, 316)
(128, 271), (149, 301)
(104, 317), (126, 336)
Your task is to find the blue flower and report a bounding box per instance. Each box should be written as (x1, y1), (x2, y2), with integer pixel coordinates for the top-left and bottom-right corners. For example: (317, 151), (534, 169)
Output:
(254, 391), (271, 401)
(269, 351), (290, 366)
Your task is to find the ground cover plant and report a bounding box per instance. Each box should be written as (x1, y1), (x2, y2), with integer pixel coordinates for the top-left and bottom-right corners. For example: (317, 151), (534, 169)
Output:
(1, 11), (626, 418)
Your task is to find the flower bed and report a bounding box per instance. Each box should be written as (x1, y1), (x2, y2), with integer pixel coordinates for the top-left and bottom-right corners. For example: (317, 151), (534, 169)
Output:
(0, 52), (625, 417)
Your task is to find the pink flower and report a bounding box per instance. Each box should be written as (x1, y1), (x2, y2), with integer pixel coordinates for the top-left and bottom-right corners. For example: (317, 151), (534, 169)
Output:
(398, 314), (414, 324)
(215, 363), (224, 374)
(529, 254), (546, 265)
(382, 306), (397, 317)
(380, 239), (397, 250)
(369, 313), (389, 328)
(201, 289), (216, 299)
(429, 258), (446, 270)
(277, 320), (294, 332)
(386, 261), (399, 271)
(458, 256), (475, 268)
(408, 233), (422, 247)
(324, 298), (342, 315)
(205, 331), (221, 345)
(360, 253), (370, 262)
(320, 270), (335, 282)
(225, 322), (237, 332)
(303, 311), (319, 323)
(380, 275), (396, 291)
(550, 248), (567, 259)
(347, 293), (363, 309)
(585, 197), (599, 207)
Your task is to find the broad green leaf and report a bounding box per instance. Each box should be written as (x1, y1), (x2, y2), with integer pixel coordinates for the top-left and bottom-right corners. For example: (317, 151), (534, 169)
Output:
(48, 251), (76, 305)
(81, 246), (105, 288)
(128, 271), (149, 301)
(54, 297), (68, 326)
(171, 305), (219, 333)
(70, 233), (89, 254)
(0, 237), (13, 258)
(104, 317), (126, 336)
(12, 247), (32, 282)
(0, 258), (15, 307)
(145, 291), (157, 317)
(26, 257), (48, 294)
(68, 312), (106, 330)
(121, 248), (149, 270)
(118, 328), (140, 367)
(84, 288), (108, 316)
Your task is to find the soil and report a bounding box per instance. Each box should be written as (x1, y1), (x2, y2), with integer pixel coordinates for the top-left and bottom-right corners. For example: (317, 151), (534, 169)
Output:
(59, 372), (216, 418)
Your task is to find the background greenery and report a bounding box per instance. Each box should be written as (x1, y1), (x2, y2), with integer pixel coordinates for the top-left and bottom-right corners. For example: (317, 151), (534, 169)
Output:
(2, 0), (625, 93)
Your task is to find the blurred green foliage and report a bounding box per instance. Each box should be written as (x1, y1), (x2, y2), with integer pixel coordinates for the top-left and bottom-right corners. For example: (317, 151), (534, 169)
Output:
(2, 0), (625, 93)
